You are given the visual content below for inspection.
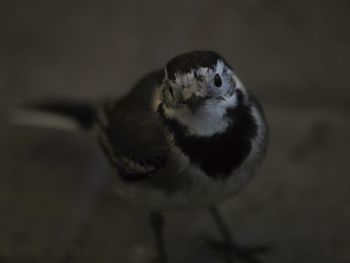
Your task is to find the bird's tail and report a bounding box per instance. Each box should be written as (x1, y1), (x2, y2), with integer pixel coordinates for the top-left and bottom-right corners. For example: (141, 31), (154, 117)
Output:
(11, 99), (95, 132)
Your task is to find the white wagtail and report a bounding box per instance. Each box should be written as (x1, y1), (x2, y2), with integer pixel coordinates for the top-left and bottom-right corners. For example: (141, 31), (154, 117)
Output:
(15, 51), (269, 263)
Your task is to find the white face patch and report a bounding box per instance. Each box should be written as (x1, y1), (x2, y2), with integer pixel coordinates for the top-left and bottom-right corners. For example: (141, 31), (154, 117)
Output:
(170, 60), (232, 101)
(156, 60), (248, 137)
(164, 94), (237, 136)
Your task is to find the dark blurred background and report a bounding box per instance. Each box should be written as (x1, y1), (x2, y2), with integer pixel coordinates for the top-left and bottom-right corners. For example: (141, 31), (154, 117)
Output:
(0, 1), (350, 262)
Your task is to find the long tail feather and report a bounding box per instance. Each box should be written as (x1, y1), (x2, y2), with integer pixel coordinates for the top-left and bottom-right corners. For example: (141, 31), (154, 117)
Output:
(11, 100), (95, 132)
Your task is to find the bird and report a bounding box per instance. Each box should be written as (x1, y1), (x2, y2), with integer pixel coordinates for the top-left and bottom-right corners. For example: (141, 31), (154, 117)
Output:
(13, 50), (269, 263)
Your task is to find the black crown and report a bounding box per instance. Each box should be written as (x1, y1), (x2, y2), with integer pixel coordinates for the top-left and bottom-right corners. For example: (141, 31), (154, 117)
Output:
(166, 51), (230, 80)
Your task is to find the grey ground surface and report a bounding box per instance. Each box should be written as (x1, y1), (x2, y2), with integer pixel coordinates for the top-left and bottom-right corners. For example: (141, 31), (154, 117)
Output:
(1, 1), (350, 262)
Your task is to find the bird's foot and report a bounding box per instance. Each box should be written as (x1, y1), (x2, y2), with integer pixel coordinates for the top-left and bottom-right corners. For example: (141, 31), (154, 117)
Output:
(203, 235), (271, 263)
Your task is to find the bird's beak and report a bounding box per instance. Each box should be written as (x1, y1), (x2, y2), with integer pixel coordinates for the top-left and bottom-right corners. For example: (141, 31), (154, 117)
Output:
(183, 94), (206, 112)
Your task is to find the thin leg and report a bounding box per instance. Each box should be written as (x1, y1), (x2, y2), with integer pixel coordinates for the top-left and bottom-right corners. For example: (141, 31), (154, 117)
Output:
(149, 211), (167, 263)
(209, 206), (269, 263)
(210, 207), (234, 263)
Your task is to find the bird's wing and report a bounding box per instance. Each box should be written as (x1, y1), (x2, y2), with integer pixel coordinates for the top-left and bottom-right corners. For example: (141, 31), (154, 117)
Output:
(95, 71), (169, 182)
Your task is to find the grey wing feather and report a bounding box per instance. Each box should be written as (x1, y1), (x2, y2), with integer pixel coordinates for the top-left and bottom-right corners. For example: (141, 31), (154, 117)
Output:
(96, 71), (169, 180)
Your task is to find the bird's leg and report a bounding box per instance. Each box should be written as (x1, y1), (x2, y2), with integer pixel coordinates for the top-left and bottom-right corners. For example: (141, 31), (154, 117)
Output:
(209, 206), (234, 263)
(209, 206), (269, 263)
(149, 211), (167, 263)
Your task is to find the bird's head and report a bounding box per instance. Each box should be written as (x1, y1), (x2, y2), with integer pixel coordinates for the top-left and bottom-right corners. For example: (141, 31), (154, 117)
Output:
(159, 51), (247, 136)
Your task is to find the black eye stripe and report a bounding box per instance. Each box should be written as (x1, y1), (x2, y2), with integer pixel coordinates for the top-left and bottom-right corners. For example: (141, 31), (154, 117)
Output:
(214, 74), (222, 87)
(232, 77), (236, 88)
(168, 86), (174, 97)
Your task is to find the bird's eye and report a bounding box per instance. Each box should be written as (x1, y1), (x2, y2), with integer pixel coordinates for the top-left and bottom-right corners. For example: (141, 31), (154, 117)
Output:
(214, 74), (222, 87)
(168, 85), (174, 98)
